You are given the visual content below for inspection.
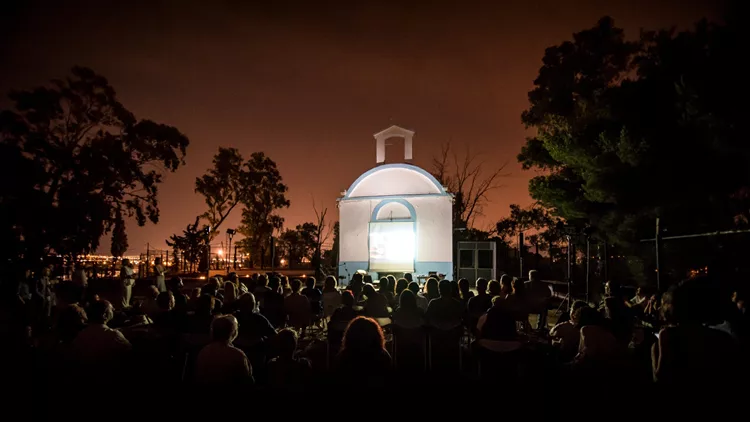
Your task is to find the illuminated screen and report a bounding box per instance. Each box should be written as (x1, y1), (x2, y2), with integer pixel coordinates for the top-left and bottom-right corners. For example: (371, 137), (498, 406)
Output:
(369, 221), (415, 272)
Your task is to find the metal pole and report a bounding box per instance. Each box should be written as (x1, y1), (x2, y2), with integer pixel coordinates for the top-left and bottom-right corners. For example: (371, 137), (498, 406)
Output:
(519, 232), (524, 279)
(640, 228), (750, 242)
(274, 235), (280, 273)
(655, 217), (662, 291)
(585, 237), (590, 303)
(145, 243), (150, 280)
(205, 243), (210, 279)
(603, 242), (609, 283)
(566, 235), (572, 281)
(234, 244), (238, 270)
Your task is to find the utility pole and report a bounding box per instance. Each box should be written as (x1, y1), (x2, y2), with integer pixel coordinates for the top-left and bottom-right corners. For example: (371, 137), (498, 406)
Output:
(566, 235), (572, 282)
(145, 243), (150, 280)
(585, 237), (591, 303)
(518, 232), (524, 279)
(270, 235), (275, 274)
(655, 217), (662, 291)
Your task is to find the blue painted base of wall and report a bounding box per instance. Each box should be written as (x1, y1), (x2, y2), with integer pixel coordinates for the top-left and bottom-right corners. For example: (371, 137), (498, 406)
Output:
(338, 261), (453, 285)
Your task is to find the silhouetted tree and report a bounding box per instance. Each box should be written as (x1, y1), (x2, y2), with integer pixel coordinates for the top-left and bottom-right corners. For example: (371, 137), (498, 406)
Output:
(432, 143), (508, 231)
(195, 147), (246, 237)
(110, 212), (128, 258)
(519, 16), (745, 281)
(166, 217), (208, 273)
(312, 199), (332, 280)
(237, 152), (289, 268)
(520, 17), (745, 246)
(322, 221), (340, 277)
(279, 223), (316, 267)
(496, 204), (563, 260)
(0, 66), (189, 266)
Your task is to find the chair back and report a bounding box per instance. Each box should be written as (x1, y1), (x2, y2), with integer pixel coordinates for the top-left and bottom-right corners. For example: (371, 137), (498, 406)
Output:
(393, 325), (427, 371)
(427, 325), (463, 372)
(476, 340), (524, 382)
(325, 320), (349, 369)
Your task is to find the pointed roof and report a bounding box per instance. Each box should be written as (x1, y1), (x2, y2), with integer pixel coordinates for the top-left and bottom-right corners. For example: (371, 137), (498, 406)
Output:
(373, 125), (415, 139)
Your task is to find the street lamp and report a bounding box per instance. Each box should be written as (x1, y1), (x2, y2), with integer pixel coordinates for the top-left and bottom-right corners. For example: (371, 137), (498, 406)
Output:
(204, 226), (212, 279)
(226, 228), (236, 273)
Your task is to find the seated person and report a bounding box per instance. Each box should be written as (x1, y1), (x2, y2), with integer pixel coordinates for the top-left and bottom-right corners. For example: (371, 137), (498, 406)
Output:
(301, 277), (323, 316)
(267, 328), (312, 391)
(392, 289), (425, 329)
(363, 283), (390, 318)
(476, 306), (523, 352)
(331, 291), (359, 328)
(425, 280), (464, 329)
(194, 315), (253, 386)
(322, 276), (342, 318)
(550, 300), (589, 359)
(284, 279), (311, 330)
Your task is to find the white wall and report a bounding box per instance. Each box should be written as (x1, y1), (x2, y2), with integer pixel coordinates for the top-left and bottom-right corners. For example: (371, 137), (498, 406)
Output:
(339, 195), (452, 263)
(410, 196), (453, 262)
(339, 199), (372, 262)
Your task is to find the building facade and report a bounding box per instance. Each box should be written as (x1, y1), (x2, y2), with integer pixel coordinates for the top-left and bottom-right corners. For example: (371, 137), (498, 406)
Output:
(338, 126), (453, 282)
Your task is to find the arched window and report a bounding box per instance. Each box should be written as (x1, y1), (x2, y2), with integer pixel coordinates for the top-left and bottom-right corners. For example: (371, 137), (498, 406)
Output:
(369, 200), (416, 272)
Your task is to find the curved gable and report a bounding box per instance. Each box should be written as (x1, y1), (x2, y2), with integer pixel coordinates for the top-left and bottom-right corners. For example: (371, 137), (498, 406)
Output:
(345, 164), (447, 199)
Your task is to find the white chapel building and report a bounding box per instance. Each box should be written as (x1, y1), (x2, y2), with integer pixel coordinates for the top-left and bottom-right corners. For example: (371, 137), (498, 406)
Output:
(338, 125), (454, 282)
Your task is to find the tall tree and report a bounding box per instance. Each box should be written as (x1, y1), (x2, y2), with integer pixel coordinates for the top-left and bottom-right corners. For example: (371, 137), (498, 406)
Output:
(322, 221), (340, 277)
(237, 152), (289, 268)
(432, 143), (508, 232)
(279, 223), (317, 267)
(519, 17), (745, 280)
(496, 204), (562, 256)
(110, 212), (128, 258)
(312, 199), (332, 280)
(166, 217), (208, 273)
(195, 147), (246, 236)
(0, 66), (189, 264)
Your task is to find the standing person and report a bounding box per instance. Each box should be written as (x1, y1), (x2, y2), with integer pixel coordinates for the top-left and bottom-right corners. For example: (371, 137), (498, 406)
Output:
(35, 267), (54, 322)
(154, 257), (167, 293)
(72, 262), (88, 289)
(119, 259), (135, 310)
(524, 270), (551, 331)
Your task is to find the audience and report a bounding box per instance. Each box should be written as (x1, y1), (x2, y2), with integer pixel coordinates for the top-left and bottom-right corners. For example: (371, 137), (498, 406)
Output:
(550, 300), (589, 360)
(425, 279), (464, 329)
(335, 316), (392, 387)
(322, 276), (342, 318)
(284, 278), (311, 331)
(408, 281), (429, 310)
(525, 270), (552, 330)
(301, 277), (322, 317)
(652, 277), (740, 389)
(71, 300), (132, 377)
(330, 290), (358, 327)
(363, 283), (390, 318)
(379, 277), (395, 306)
(392, 289), (425, 328)
(10, 264), (750, 402)
(267, 328), (311, 392)
(194, 315), (253, 386)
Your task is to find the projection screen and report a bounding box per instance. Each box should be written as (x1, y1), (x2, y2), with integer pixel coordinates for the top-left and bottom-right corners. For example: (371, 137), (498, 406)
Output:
(368, 221), (416, 272)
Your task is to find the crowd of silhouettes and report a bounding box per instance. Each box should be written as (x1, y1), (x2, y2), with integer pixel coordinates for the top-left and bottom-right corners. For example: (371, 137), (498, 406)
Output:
(2, 265), (749, 411)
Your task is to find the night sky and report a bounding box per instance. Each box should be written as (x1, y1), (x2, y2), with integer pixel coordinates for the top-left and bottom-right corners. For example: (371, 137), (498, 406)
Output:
(1, 0), (722, 254)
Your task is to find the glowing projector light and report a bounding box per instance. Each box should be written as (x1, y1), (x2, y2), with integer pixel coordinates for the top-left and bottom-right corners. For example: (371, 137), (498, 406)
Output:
(369, 222), (415, 272)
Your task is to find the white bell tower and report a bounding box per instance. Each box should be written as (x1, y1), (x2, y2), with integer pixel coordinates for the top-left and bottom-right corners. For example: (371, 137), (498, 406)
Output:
(374, 125), (414, 164)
